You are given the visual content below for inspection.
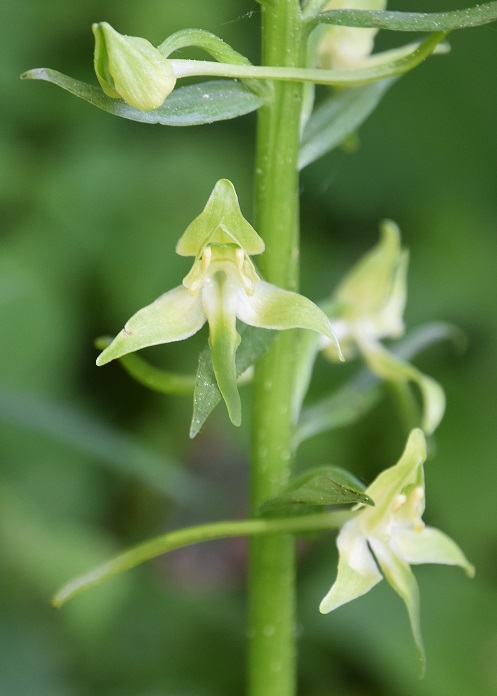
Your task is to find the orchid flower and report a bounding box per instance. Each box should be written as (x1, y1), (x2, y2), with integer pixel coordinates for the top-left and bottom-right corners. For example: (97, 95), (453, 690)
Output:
(318, 0), (386, 71)
(320, 428), (474, 671)
(97, 179), (342, 425)
(322, 220), (445, 434)
(93, 22), (176, 110)
(317, 1), (444, 72)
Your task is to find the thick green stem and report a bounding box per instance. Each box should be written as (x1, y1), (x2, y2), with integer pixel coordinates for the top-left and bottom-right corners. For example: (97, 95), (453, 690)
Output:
(249, 2), (306, 696)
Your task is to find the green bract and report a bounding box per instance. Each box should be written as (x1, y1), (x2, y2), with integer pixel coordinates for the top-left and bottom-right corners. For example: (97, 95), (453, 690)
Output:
(97, 180), (342, 425)
(320, 429), (474, 672)
(322, 220), (445, 434)
(93, 22), (176, 110)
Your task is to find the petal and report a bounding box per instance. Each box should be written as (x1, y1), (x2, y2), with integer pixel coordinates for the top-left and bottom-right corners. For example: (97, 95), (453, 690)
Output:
(333, 220), (402, 322)
(176, 179), (264, 257)
(319, 520), (382, 613)
(201, 270), (242, 426)
(361, 340), (445, 435)
(362, 429), (426, 532)
(318, 0), (385, 71)
(369, 538), (425, 674)
(94, 23), (176, 110)
(393, 526), (475, 577)
(93, 24), (120, 98)
(96, 285), (205, 366)
(372, 249), (408, 339)
(237, 280), (343, 360)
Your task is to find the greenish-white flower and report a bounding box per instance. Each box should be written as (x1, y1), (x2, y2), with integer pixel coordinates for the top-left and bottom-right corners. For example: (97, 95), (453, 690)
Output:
(320, 428), (474, 671)
(93, 22), (176, 110)
(318, 0), (386, 70)
(317, 1), (439, 72)
(97, 179), (342, 425)
(322, 220), (445, 434)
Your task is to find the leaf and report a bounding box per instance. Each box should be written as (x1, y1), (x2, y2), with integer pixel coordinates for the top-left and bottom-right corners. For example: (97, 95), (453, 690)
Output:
(0, 386), (206, 506)
(313, 1), (497, 32)
(296, 372), (382, 447)
(299, 78), (395, 170)
(21, 69), (264, 126)
(394, 321), (466, 360)
(190, 325), (276, 437)
(261, 465), (374, 515)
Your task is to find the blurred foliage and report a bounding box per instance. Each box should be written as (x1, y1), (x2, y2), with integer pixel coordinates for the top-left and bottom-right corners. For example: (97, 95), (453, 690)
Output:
(1, 1), (496, 694)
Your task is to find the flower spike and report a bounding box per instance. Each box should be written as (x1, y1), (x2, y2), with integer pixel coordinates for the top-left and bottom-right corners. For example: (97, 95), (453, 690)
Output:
(97, 180), (342, 425)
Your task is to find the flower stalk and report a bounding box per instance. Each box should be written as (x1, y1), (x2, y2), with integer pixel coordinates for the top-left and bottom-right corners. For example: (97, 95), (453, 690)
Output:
(52, 510), (352, 608)
(167, 32), (445, 86)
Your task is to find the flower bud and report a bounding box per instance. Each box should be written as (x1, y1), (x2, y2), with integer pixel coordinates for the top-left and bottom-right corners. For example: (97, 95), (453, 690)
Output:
(92, 22), (176, 110)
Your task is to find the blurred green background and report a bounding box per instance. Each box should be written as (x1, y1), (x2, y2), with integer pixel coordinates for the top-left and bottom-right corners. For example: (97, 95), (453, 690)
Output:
(1, 1), (496, 694)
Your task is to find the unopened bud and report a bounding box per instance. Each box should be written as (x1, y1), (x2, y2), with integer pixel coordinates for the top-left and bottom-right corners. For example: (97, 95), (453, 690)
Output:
(93, 22), (176, 110)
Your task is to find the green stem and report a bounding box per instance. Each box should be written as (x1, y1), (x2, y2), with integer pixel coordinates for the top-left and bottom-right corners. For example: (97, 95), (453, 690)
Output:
(249, 2), (306, 696)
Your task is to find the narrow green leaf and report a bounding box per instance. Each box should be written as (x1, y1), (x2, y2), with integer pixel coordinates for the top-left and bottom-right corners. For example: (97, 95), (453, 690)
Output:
(296, 372), (381, 447)
(21, 69), (264, 126)
(313, 2), (497, 32)
(0, 386), (204, 506)
(299, 78), (395, 170)
(394, 321), (466, 359)
(261, 465), (374, 515)
(190, 325), (276, 437)
(296, 322), (462, 446)
(95, 336), (195, 395)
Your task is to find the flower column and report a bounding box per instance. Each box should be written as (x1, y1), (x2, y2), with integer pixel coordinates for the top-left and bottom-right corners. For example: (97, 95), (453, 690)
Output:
(249, 2), (307, 695)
